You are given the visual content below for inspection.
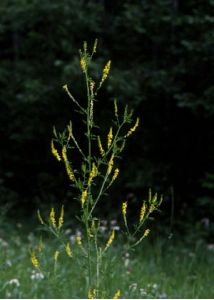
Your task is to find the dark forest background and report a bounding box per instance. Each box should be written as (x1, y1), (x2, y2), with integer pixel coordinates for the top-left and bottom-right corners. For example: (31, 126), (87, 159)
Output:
(0, 0), (214, 237)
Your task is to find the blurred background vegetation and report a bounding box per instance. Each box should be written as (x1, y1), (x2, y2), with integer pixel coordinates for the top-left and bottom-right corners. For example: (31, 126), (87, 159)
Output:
(0, 0), (214, 238)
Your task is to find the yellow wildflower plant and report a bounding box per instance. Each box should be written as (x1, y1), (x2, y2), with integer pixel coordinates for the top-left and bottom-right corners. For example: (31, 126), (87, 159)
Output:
(112, 168), (119, 182)
(31, 251), (39, 269)
(76, 235), (82, 247)
(51, 139), (61, 161)
(58, 205), (64, 229)
(143, 228), (150, 238)
(81, 190), (88, 207)
(88, 163), (98, 185)
(140, 202), (147, 223)
(101, 60), (111, 85)
(49, 207), (56, 228)
(62, 146), (75, 182)
(97, 136), (105, 157)
(107, 127), (113, 149)
(80, 57), (87, 73)
(105, 229), (115, 250)
(65, 242), (73, 258)
(114, 99), (118, 119)
(126, 117), (140, 137)
(113, 290), (121, 299)
(88, 288), (96, 299)
(107, 155), (114, 175)
(122, 201), (128, 217)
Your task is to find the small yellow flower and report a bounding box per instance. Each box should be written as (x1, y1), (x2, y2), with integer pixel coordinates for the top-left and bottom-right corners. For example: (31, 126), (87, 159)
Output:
(106, 229), (115, 249)
(112, 168), (119, 182)
(54, 250), (60, 261)
(88, 288), (96, 299)
(80, 57), (87, 73)
(81, 190), (87, 207)
(31, 251), (39, 268)
(76, 235), (82, 246)
(88, 163), (98, 185)
(107, 127), (113, 149)
(126, 117), (140, 137)
(97, 136), (105, 157)
(113, 289), (121, 299)
(90, 80), (95, 94)
(122, 202), (128, 217)
(107, 155), (114, 175)
(143, 228), (150, 238)
(101, 60), (111, 84)
(37, 210), (44, 225)
(51, 140), (61, 161)
(58, 205), (64, 229)
(62, 146), (75, 182)
(50, 207), (56, 228)
(140, 202), (147, 222)
(65, 242), (73, 258)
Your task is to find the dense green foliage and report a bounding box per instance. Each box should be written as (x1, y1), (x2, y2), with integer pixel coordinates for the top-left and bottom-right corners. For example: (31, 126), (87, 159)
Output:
(0, 0), (214, 232)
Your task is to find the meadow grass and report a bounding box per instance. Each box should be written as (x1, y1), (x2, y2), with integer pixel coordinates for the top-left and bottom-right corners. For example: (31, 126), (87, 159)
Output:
(0, 222), (213, 299)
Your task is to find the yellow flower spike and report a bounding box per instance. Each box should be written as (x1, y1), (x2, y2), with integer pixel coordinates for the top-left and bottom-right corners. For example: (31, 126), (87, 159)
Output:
(107, 155), (114, 175)
(58, 205), (64, 229)
(51, 140), (61, 161)
(113, 290), (121, 299)
(101, 60), (111, 84)
(122, 201), (128, 217)
(97, 136), (105, 157)
(65, 242), (73, 258)
(112, 168), (119, 182)
(62, 146), (75, 182)
(37, 209), (44, 225)
(90, 80), (95, 94)
(54, 250), (60, 261)
(114, 99), (118, 119)
(88, 288), (96, 299)
(88, 163), (98, 185)
(126, 117), (140, 137)
(31, 251), (39, 269)
(80, 57), (87, 73)
(143, 228), (150, 238)
(140, 202), (147, 223)
(50, 207), (56, 228)
(106, 229), (115, 249)
(107, 127), (113, 149)
(76, 235), (82, 247)
(81, 190), (88, 207)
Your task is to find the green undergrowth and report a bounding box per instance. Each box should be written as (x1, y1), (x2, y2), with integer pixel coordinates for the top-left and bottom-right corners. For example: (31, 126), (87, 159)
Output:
(0, 222), (213, 299)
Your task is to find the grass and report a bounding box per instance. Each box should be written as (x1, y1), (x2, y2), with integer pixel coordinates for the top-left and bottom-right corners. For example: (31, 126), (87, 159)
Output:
(0, 220), (214, 299)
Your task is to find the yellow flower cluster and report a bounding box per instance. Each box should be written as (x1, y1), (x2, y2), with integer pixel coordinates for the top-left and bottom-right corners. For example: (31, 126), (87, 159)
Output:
(80, 57), (87, 73)
(97, 136), (105, 157)
(90, 80), (95, 94)
(140, 202), (146, 223)
(101, 60), (111, 84)
(122, 202), (128, 216)
(51, 140), (61, 161)
(62, 146), (75, 182)
(107, 127), (113, 149)
(88, 163), (98, 185)
(112, 168), (119, 182)
(143, 228), (150, 238)
(88, 289), (96, 299)
(81, 190), (87, 207)
(107, 155), (114, 174)
(76, 235), (82, 246)
(31, 251), (39, 268)
(113, 290), (121, 299)
(126, 117), (139, 137)
(106, 229), (115, 249)
(58, 205), (64, 229)
(50, 207), (56, 228)
(65, 242), (73, 258)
